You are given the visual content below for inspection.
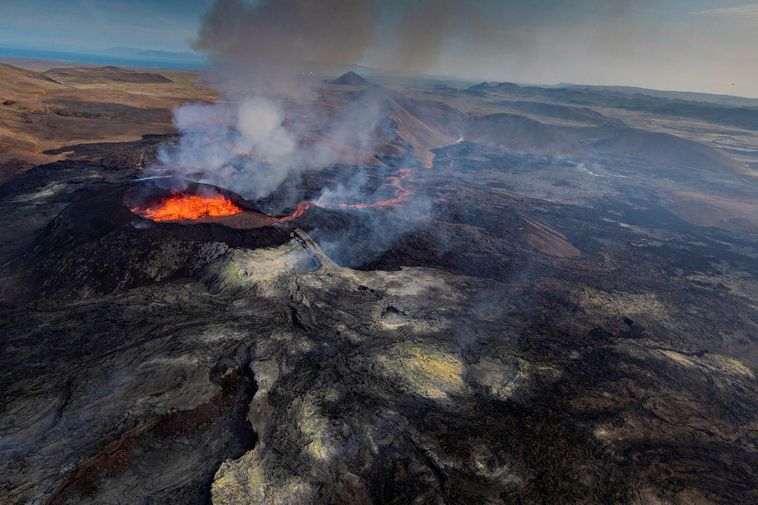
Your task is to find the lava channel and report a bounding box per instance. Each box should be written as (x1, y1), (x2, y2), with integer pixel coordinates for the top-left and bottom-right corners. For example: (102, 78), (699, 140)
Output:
(339, 169), (413, 209)
(275, 201), (313, 222)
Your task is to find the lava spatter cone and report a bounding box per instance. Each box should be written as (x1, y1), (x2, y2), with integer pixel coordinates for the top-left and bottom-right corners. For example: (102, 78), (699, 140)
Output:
(126, 179), (312, 228)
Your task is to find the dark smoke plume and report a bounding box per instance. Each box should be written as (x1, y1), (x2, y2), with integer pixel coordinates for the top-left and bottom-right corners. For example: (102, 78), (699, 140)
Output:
(194, 0), (378, 96)
(148, 0), (644, 265)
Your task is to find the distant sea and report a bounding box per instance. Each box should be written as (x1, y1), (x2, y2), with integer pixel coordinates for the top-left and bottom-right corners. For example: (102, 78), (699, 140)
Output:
(0, 46), (207, 70)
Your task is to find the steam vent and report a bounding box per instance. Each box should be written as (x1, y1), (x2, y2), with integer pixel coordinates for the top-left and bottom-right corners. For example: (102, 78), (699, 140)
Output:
(1, 1), (757, 505)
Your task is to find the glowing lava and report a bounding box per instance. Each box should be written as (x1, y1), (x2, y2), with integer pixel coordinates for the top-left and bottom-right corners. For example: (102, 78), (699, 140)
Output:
(276, 201), (313, 222)
(339, 169), (413, 209)
(132, 193), (243, 222)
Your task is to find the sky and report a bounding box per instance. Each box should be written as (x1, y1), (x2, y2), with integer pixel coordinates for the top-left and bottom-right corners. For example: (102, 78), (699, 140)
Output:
(0, 0), (214, 54)
(1, 0), (757, 96)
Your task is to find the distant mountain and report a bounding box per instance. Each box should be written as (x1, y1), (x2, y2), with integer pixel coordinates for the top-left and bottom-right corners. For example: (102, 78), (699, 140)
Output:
(43, 66), (173, 85)
(464, 112), (584, 156)
(563, 84), (758, 108)
(466, 81), (758, 131)
(498, 100), (611, 125)
(331, 71), (368, 85)
(0, 63), (64, 95)
(590, 125), (741, 173)
(467, 81), (521, 94)
(106, 47), (204, 64)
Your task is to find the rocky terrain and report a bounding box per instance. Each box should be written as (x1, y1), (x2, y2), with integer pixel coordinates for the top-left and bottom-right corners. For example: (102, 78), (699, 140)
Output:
(41, 67), (174, 85)
(0, 72), (757, 505)
(0, 62), (215, 181)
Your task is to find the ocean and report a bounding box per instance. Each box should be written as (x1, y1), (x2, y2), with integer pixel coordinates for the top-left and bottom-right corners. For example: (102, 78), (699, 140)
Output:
(0, 47), (206, 70)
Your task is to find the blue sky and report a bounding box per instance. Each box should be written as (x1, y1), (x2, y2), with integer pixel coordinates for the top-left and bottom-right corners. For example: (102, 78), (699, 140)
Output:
(0, 0), (214, 53)
(3, 0), (754, 56)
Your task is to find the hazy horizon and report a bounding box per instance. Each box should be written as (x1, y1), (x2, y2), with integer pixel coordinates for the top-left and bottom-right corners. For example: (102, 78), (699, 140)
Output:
(2, 0), (757, 98)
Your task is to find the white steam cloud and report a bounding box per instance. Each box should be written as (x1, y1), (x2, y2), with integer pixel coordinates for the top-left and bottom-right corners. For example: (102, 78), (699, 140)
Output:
(156, 97), (300, 200)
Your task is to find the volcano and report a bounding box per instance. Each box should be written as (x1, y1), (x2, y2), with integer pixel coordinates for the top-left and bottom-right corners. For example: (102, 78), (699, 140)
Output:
(331, 70), (368, 85)
(1, 74), (757, 505)
(125, 180), (313, 230)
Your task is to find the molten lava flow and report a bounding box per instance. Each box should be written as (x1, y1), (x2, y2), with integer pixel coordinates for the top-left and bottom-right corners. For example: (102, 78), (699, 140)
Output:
(339, 168), (413, 209)
(132, 193), (243, 222)
(276, 201), (312, 222)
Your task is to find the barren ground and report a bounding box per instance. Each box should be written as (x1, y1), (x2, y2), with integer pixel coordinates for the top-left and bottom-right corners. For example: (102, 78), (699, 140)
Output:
(0, 65), (756, 505)
(0, 59), (217, 182)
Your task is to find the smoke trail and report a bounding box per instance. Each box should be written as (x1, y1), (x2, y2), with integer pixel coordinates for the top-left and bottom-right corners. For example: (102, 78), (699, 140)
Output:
(150, 0), (646, 226)
(194, 0), (378, 97)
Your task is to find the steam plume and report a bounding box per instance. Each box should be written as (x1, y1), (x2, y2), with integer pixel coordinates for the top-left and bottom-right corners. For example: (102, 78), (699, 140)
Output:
(158, 0), (638, 202)
(144, 0), (650, 266)
(194, 0), (377, 97)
